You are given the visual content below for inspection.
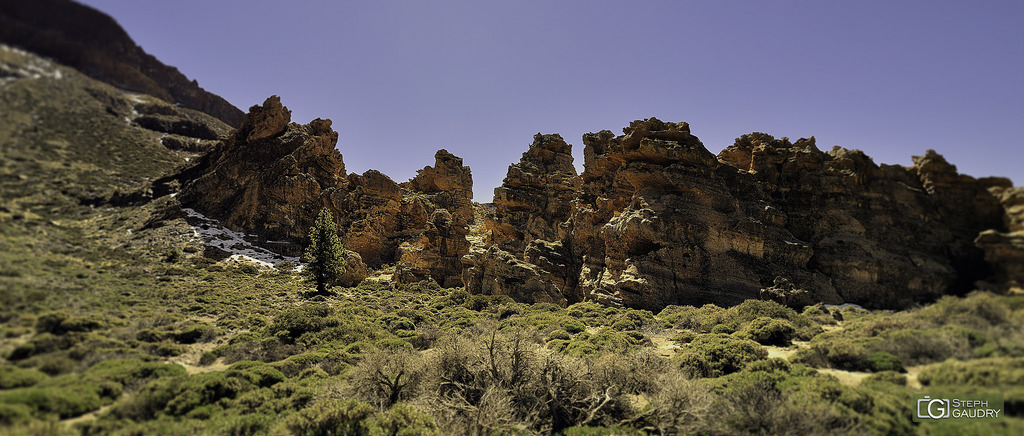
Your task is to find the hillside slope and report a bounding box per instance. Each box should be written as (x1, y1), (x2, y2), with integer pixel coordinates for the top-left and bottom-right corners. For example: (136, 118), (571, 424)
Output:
(0, 0), (244, 127)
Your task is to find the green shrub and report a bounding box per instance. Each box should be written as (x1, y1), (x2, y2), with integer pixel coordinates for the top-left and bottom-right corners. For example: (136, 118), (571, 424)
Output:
(0, 403), (32, 427)
(0, 384), (103, 419)
(547, 329), (571, 341)
(113, 363), (276, 421)
(221, 412), (274, 436)
(567, 301), (618, 327)
(559, 328), (639, 356)
(36, 311), (106, 334)
(610, 318), (637, 331)
(266, 304), (340, 343)
(865, 351), (903, 372)
(287, 399), (375, 436)
(674, 334), (767, 377)
(864, 371), (907, 386)
(271, 350), (352, 377)
(275, 260), (296, 274)
(560, 425), (645, 436)
(174, 323), (216, 344)
(370, 403), (441, 436)
(657, 304), (726, 332)
(670, 331), (696, 345)
(237, 263), (261, 276)
(81, 358), (186, 391)
(38, 355), (78, 375)
(146, 340), (185, 357)
(737, 317), (796, 346)
(673, 351), (713, 378)
(136, 328), (168, 342)
(710, 324), (734, 334)
(226, 361), (286, 388)
(563, 320), (585, 334)
(0, 365), (48, 388)
(917, 356), (1024, 387)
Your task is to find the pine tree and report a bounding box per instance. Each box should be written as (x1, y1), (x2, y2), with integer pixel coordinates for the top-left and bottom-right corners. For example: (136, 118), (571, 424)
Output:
(303, 207), (347, 293)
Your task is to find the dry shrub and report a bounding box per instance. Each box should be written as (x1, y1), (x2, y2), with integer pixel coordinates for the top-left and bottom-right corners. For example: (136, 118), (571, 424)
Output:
(631, 371), (718, 435)
(349, 348), (426, 409)
(415, 325), (632, 435)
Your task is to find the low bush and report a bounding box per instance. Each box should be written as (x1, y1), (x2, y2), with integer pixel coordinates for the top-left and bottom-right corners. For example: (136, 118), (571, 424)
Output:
(0, 384), (103, 419)
(287, 399), (375, 436)
(865, 351), (904, 373)
(736, 317), (796, 346)
(370, 403), (441, 436)
(674, 334), (767, 377)
(917, 356), (1024, 387)
(220, 412), (275, 436)
(0, 365), (48, 388)
(350, 349), (426, 409)
(864, 371), (907, 386)
(0, 402), (32, 427)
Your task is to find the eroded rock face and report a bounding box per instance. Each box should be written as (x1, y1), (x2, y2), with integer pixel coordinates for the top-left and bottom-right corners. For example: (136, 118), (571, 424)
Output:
(491, 133), (581, 247)
(566, 120), (842, 308)
(393, 150), (474, 286)
(466, 118), (1013, 310)
(177, 97), (473, 287)
(179, 96), (347, 247)
(174, 103), (1016, 309)
(975, 187), (1024, 290)
(463, 134), (580, 302)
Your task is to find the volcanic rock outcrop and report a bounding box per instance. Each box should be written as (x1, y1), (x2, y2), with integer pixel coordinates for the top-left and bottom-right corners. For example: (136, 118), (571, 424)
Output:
(171, 99), (1016, 310)
(176, 96), (473, 286)
(393, 150), (474, 287)
(462, 134), (581, 304)
(465, 118), (1014, 310)
(975, 186), (1024, 290)
(0, 0), (244, 126)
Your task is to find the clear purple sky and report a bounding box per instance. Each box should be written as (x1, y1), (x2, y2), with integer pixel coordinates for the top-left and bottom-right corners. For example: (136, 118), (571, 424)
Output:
(79, 0), (1022, 199)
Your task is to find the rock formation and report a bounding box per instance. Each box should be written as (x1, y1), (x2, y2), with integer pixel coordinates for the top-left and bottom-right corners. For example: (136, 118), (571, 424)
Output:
(175, 97), (474, 287)
(178, 96), (347, 248)
(465, 118), (1014, 310)
(462, 134), (580, 304)
(0, 0), (244, 126)
(394, 151), (474, 287)
(975, 187), (1024, 290)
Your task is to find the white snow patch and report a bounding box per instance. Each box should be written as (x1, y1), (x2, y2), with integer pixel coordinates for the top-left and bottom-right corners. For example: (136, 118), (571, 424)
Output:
(183, 208), (302, 269)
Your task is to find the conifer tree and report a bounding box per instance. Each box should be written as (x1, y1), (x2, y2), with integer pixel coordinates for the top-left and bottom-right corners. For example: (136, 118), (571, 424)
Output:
(303, 207), (347, 293)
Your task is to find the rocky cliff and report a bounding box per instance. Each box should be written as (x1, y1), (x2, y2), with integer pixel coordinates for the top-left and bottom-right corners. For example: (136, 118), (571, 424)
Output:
(171, 103), (1017, 310)
(465, 119), (1014, 310)
(175, 97), (473, 287)
(0, 0), (244, 127)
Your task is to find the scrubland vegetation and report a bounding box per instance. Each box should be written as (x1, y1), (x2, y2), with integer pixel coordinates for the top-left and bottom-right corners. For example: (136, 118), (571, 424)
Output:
(0, 200), (1021, 436)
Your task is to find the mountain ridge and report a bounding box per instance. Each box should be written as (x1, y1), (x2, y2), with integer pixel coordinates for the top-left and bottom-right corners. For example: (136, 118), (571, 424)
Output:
(0, 0), (244, 127)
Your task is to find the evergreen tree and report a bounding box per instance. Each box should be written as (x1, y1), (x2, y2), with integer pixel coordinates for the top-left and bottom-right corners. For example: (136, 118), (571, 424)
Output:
(303, 207), (347, 293)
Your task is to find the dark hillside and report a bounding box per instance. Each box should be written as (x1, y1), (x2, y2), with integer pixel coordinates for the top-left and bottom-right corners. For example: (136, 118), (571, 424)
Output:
(0, 0), (244, 127)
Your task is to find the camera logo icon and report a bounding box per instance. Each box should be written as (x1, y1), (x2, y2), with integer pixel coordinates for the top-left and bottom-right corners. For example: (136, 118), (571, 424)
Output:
(917, 396), (951, 419)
